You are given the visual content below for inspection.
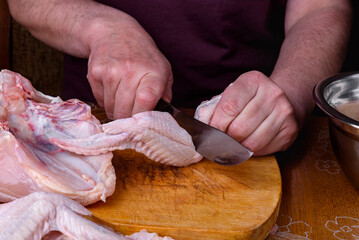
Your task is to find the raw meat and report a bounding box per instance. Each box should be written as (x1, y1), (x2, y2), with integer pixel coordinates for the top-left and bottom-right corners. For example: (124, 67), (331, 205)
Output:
(51, 110), (203, 166)
(0, 192), (173, 240)
(0, 126), (115, 205)
(194, 94), (221, 124)
(0, 70), (116, 205)
(0, 69), (201, 205)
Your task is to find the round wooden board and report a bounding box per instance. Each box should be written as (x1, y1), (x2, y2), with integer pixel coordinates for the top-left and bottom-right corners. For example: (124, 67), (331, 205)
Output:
(87, 150), (281, 240)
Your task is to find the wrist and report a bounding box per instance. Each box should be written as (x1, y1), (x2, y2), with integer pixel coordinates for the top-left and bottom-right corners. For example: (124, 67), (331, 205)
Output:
(269, 72), (312, 129)
(82, 7), (144, 58)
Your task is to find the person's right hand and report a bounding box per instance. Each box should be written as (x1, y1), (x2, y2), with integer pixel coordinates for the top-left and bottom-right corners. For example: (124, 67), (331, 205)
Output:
(86, 13), (173, 120)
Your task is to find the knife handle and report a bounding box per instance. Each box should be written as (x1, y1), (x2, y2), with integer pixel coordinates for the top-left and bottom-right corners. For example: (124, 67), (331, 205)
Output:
(155, 98), (175, 114)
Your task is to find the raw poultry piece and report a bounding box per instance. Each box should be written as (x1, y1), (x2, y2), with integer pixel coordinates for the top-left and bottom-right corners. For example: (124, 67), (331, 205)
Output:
(0, 192), (173, 240)
(51, 110), (203, 166)
(0, 125), (115, 206)
(0, 69), (201, 205)
(194, 94), (221, 124)
(0, 70), (116, 205)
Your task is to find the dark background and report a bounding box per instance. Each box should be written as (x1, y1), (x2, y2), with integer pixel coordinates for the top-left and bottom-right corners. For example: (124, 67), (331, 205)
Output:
(342, 0), (359, 73)
(3, 0), (359, 98)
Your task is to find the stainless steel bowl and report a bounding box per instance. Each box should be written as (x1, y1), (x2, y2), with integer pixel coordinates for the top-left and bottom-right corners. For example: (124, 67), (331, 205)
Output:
(314, 72), (359, 189)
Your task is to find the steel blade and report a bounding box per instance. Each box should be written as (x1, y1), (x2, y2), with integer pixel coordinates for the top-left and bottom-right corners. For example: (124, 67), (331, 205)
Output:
(155, 99), (253, 165)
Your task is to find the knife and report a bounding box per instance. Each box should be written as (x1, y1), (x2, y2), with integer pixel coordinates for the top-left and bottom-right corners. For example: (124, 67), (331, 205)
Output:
(155, 99), (253, 166)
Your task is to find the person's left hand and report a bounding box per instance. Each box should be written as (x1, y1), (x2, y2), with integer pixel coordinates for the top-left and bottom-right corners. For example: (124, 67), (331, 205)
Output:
(208, 71), (299, 156)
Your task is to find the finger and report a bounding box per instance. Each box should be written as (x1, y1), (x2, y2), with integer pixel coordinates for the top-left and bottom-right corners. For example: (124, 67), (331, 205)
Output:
(132, 73), (168, 115)
(226, 81), (278, 141)
(254, 126), (297, 156)
(239, 107), (284, 153)
(240, 104), (297, 155)
(256, 103), (298, 155)
(226, 97), (273, 142)
(87, 67), (105, 108)
(113, 76), (138, 119)
(210, 75), (258, 132)
(102, 75), (120, 120)
(162, 74), (173, 103)
(89, 80), (105, 107)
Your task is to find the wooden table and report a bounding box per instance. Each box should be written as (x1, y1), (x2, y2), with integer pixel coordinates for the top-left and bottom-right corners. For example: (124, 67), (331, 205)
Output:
(92, 107), (359, 239)
(266, 116), (359, 239)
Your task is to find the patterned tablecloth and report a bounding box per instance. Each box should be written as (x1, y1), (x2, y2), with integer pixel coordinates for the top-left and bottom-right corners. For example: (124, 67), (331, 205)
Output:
(266, 116), (359, 240)
(93, 105), (358, 239)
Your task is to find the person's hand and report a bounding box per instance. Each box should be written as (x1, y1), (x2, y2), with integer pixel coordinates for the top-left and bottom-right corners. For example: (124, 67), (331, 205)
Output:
(208, 71), (299, 156)
(86, 15), (173, 120)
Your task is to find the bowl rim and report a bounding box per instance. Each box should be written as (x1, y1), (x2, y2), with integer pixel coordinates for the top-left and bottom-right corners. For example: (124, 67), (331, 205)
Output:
(313, 71), (359, 128)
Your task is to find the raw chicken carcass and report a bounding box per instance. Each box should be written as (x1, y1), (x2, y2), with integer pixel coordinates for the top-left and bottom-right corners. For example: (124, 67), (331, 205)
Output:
(0, 70), (116, 205)
(0, 69), (201, 205)
(0, 191), (173, 240)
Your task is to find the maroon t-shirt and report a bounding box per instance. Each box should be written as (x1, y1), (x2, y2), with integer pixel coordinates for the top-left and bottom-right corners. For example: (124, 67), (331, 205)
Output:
(63, 0), (287, 108)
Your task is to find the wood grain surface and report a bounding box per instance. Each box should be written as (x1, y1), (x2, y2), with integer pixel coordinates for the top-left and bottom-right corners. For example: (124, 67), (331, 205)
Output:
(87, 150), (281, 240)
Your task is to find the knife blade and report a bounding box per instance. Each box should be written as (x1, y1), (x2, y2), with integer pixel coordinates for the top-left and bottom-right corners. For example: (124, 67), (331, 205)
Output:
(155, 99), (253, 165)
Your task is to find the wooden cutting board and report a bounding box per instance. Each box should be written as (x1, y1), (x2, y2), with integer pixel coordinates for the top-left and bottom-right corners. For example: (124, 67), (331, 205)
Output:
(87, 150), (281, 240)
(87, 107), (281, 239)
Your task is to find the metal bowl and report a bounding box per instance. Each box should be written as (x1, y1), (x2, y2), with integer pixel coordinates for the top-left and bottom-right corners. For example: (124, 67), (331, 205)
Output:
(314, 72), (359, 189)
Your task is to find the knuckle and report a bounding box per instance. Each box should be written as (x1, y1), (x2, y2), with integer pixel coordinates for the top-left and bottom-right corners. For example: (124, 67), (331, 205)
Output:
(242, 138), (258, 152)
(237, 71), (265, 93)
(88, 64), (106, 81)
(158, 57), (171, 69)
(164, 61), (172, 74)
(219, 98), (241, 117)
(136, 87), (160, 106)
(271, 85), (285, 99)
(153, 60), (172, 79)
(267, 86), (288, 109)
(228, 121), (248, 140)
(245, 70), (265, 81)
(122, 61), (138, 80)
(278, 99), (295, 119)
(89, 64), (123, 85)
(241, 76), (257, 89)
(283, 104), (295, 118)
(106, 65), (122, 78)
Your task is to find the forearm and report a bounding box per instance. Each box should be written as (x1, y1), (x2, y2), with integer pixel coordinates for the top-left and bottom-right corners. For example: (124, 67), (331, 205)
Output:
(270, 1), (352, 127)
(7, 0), (137, 58)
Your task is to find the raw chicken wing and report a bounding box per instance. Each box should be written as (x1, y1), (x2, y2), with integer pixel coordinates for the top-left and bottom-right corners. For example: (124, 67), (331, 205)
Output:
(0, 192), (173, 240)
